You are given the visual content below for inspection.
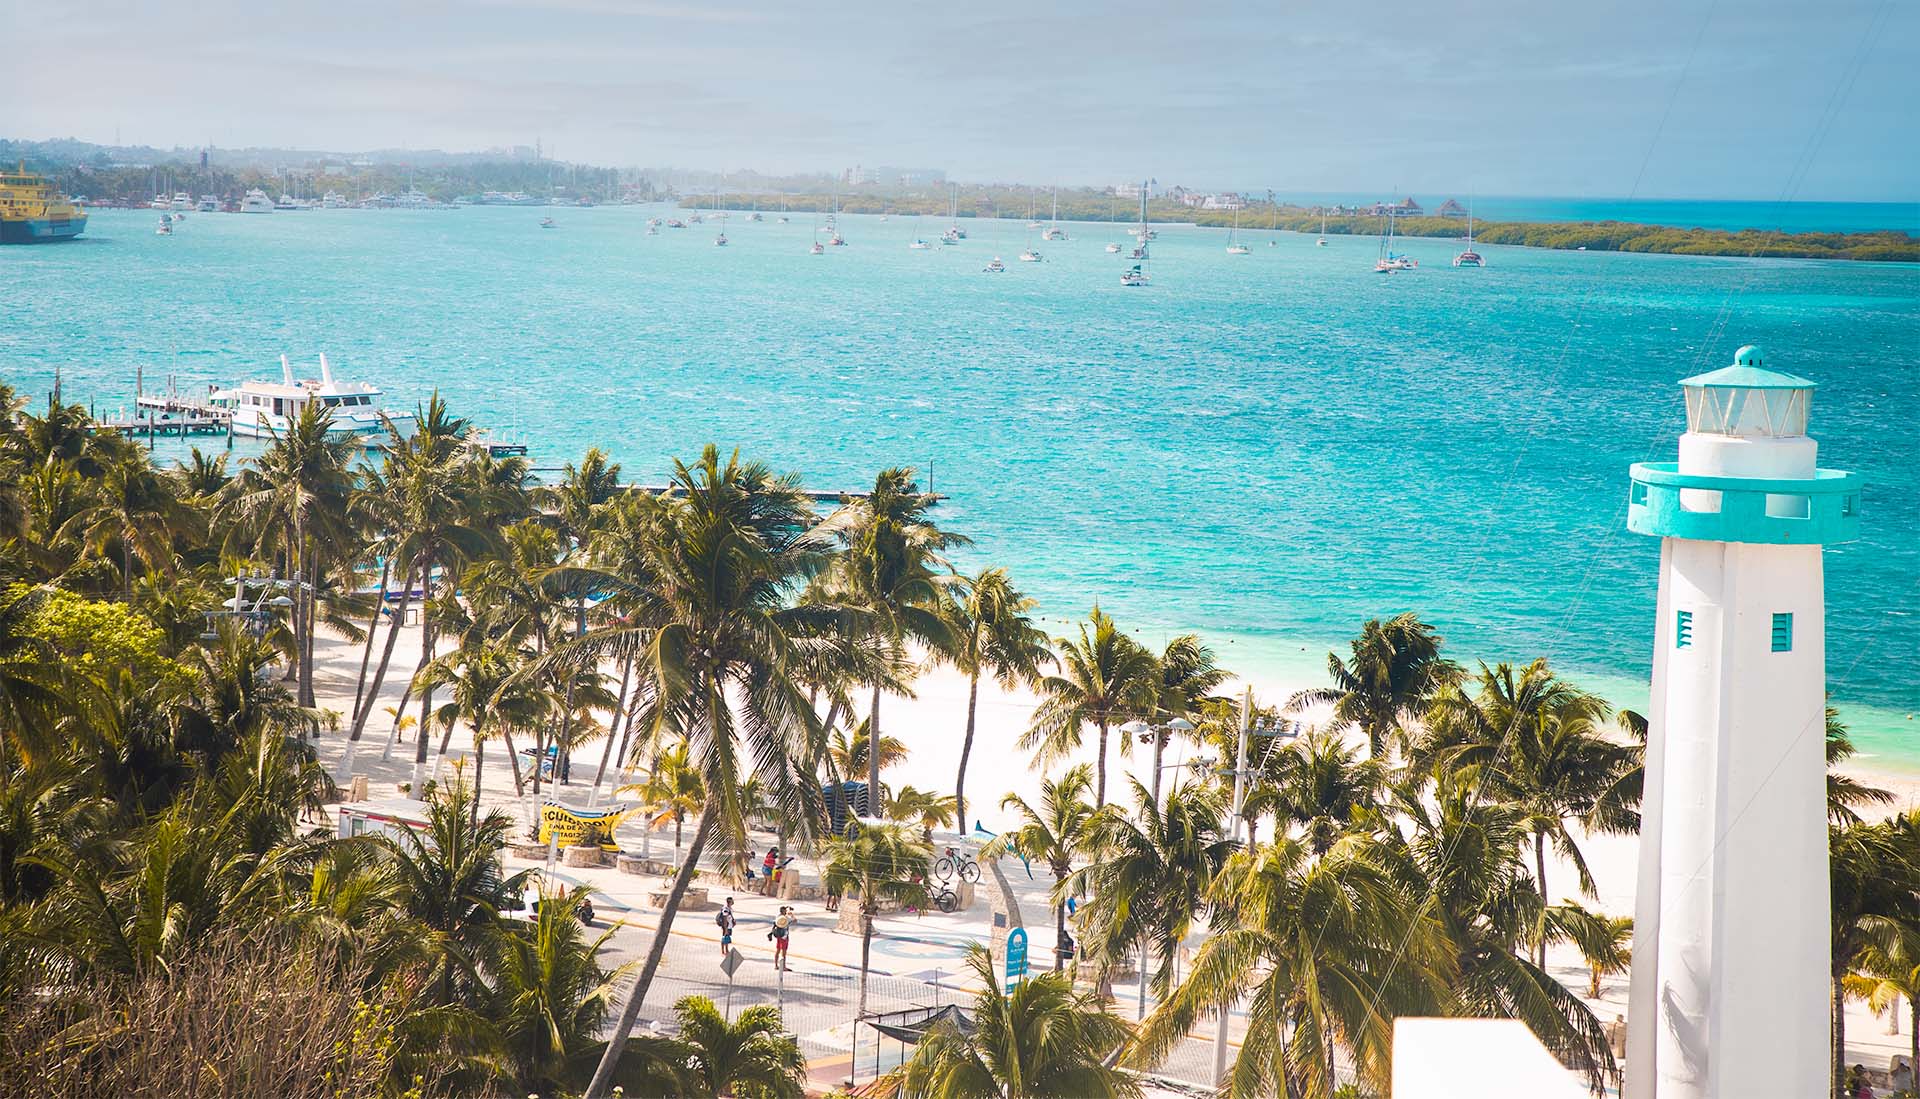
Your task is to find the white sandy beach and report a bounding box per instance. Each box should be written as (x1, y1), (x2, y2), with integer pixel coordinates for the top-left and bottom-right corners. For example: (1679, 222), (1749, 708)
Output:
(305, 617), (1920, 1081)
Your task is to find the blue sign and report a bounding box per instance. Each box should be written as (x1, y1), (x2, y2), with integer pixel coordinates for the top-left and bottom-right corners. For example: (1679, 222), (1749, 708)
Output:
(1005, 927), (1029, 991)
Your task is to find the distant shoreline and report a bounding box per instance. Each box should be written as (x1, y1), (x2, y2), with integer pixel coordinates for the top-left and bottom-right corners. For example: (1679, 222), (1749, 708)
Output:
(684, 193), (1920, 262)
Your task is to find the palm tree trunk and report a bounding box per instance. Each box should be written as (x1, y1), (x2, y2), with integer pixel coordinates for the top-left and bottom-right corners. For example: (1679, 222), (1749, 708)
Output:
(584, 811), (717, 1099)
(301, 551), (318, 710)
(1055, 902), (1067, 972)
(410, 553), (438, 787)
(955, 669), (980, 832)
(122, 541), (133, 601)
(1834, 967), (1847, 1099)
(858, 901), (875, 1021)
(497, 722), (526, 797)
(471, 734), (486, 825)
(591, 654), (634, 797)
(868, 680), (882, 816)
(1909, 995), (1917, 1077)
(348, 556), (391, 727)
(1535, 830), (1550, 970)
(674, 812), (685, 866)
(1150, 729), (1166, 808)
(346, 561), (414, 743)
(293, 521), (311, 710)
(1096, 718), (1110, 807)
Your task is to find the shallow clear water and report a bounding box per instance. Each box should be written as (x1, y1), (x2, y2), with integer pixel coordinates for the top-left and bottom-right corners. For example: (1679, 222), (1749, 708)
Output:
(4, 206), (1917, 758)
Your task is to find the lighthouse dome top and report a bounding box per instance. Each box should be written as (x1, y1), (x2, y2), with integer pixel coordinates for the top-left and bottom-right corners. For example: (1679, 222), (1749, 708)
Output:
(1679, 345), (1814, 437)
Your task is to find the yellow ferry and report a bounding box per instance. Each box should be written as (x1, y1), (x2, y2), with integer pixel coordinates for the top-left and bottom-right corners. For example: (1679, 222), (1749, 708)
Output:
(0, 163), (87, 243)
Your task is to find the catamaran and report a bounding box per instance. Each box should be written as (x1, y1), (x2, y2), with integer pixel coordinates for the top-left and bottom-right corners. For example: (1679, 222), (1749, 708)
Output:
(1453, 201), (1484, 267)
(208, 355), (417, 446)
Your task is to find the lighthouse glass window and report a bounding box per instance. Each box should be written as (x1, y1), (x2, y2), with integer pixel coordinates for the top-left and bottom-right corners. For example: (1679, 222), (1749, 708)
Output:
(1684, 385), (1810, 437)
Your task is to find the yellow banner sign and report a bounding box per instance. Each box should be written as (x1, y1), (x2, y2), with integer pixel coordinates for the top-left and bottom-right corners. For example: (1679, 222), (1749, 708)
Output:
(538, 802), (629, 848)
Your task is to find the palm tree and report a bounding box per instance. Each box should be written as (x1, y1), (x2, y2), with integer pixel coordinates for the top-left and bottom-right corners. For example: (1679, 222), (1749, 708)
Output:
(887, 784), (957, 843)
(1141, 633), (1228, 803)
(580, 447), (834, 1099)
(621, 740), (706, 866)
(938, 566), (1050, 832)
(1547, 901), (1633, 999)
(1383, 768), (1617, 1091)
(899, 943), (1140, 1099)
(1844, 927), (1920, 1075)
(1249, 726), (1386, 857)
(1289, 612), (1458, 758)
(487, 887), (638, 1095)
(981, 764), (1097, 971)
(822, 819), (931, 1023)
(68, 447), (197, 602)
(226, 401), (355, 708)
(816, 467), (963, 815)
(1827, 706), (1895, 824)
(379, 776), (531, 995)
(1068, 778), (1235, 1018)
(1130, 834), (1452, 1099)
(637, 995), (808, 1099)
(826, 718), (908, 788)
(1021, 605), (1158, 807)
(417, 642), (541, 809)
(1421, 659), (1625, 961)
(1830, 815), (1920, 1099)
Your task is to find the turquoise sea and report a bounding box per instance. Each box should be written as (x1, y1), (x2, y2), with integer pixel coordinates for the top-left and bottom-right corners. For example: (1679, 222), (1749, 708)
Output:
(4, 207), (1917, 762)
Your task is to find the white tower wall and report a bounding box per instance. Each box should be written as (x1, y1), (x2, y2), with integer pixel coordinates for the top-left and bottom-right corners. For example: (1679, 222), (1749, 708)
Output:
(1623, 349), (1855, 1099)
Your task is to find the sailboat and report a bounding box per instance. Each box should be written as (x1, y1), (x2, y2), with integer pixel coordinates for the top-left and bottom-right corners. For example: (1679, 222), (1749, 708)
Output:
(1225, 206), (1251, 255)
(778, 195), (790, 223)
(1042, 190), (1067, 241)
(909, 214), (932, 249)
(1453, 200), (1484, 267)
(809, 226), (824, 255)
(1317, 213), (1328, 247)
(1121, 261), (1149, 286)
(1019, 221), (1042, 262)
(942, 185), (966, 242)
(826, 193), (846, 246)
(1374, 208), (1416, 272)
(1026, 189), (1042, 231)
(713, 190), (728, 245)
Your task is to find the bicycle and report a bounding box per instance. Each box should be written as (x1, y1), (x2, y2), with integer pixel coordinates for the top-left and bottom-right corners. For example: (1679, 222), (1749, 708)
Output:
(931, 884), (960, 913)
(933, 848), (980, 883)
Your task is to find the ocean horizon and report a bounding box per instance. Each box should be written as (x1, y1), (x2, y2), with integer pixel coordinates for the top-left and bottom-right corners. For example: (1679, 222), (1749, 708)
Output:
(6, 203), (1917, 763)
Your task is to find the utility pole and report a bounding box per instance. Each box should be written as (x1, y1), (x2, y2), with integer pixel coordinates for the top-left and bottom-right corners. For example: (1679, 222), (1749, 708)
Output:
(1213, 686), (1255, 1084)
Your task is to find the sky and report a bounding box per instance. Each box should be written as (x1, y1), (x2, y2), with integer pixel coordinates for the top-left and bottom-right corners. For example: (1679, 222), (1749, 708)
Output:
(3, 0), (1915, 201)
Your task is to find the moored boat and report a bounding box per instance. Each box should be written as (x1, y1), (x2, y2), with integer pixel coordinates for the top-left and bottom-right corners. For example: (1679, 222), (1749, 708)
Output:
(0, 163), (88, 243)
(240, 188), (274, 213)
(207, 355), (417, 446)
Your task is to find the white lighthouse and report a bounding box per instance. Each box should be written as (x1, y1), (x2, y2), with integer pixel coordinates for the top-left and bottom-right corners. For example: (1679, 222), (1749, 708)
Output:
(1623, 346), (1862, 1099)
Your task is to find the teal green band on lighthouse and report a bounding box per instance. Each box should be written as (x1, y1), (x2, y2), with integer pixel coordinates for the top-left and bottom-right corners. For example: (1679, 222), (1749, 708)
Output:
(1626, 462), (1862, 545)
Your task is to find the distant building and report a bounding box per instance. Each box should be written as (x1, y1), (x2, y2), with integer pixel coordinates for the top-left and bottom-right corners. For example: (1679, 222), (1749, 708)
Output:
(1200, 192), (1245, 210)
(1436, 198), (1468, 218)
(1366, 196), (1424, 217)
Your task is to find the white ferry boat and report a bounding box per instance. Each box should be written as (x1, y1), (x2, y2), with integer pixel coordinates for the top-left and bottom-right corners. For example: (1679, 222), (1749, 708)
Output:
(208, 355), (417, 445)
(240, 189), (274, 213)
